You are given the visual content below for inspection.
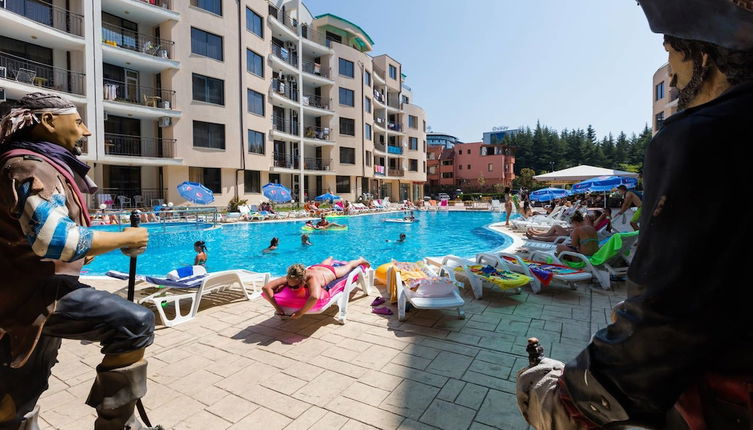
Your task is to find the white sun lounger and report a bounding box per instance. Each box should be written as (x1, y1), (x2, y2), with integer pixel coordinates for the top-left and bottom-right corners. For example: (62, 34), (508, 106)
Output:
(498, 251), (592, 293)
(387, 264), (465, 322)
(139, 269), (270, 327)
(438, 254), (531, 299)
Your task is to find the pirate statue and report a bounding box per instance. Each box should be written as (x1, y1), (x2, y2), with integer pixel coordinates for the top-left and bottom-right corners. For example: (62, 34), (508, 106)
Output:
(0, 93), (160, 430)
(517, 1), (753, 429)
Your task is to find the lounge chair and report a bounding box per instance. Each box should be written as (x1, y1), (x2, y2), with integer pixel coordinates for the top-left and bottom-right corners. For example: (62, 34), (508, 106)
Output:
(387, 261), (465, 321)
(439, 199), (449, 211)
(265, 265), (376, 324)
(438, 254), (532, 299)
(498, 252), (591, 293)
(138, 269), (270, 327)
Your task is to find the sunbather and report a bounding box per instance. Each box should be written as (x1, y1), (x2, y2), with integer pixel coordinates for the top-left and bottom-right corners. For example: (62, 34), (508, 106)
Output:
(316, 215), (343, 229)
(262, 257), (369, 318)
(556, 212), (599, 257)
(262, 237), (279, 254)
(194, 240), (207, 266)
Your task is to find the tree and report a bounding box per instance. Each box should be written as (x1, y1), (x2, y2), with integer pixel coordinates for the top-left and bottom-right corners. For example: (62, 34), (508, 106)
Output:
(516, 168), (536, 190)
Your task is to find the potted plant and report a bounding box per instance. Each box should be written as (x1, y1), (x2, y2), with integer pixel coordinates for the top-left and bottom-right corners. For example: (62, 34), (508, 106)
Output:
(227, 197), (247, 218)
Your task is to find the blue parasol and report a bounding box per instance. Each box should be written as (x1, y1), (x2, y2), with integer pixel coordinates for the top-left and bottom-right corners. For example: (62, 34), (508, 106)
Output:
(176, 181), (215, 205)
(571, 176), (638, 194)
(315, 192), (341, 202)
(530, 187), (570, 202)
(262, 183), (292, 203)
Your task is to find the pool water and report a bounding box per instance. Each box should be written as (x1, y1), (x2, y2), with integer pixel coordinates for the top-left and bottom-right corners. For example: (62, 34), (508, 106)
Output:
(83, 211), (513, 277)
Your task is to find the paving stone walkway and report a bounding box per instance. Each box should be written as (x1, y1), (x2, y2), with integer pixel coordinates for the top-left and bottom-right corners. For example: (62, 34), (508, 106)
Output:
(37, 236), (628, 429)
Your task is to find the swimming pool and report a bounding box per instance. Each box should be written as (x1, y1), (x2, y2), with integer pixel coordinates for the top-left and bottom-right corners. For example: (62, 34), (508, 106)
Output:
(83, 211), (514, 277)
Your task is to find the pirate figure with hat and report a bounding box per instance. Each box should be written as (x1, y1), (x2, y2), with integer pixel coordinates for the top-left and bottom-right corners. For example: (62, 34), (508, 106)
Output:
(517, 1), (753, 429)
(0, 93), (160, 429)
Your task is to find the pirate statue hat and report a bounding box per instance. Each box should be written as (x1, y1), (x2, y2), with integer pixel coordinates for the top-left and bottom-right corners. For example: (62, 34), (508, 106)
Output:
(638, 0), (753, 50)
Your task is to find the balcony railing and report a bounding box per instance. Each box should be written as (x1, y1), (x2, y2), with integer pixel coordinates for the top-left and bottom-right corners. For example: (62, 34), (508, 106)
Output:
(272, 115), (300, 136)
(140, 0), (171, 8)
(302, 61), (330, 79)
(387, 145), (403, 155)
(303, 125), (333, 142)
(271, 43), (298, 68)
(374, 165), (386, 176)
(388, 122), (402, 132)
(271, 79), (298, 102)
(373, 89), (385, 104)
(102, 22), (174, 59)
(388, 168), (405, 177)
(0, 52), (86, 95)
(273, 155), (329, 171)
(387, 95), (401, 110)
(2, 0), (84, 36)
(268, 9), (298, 33)
(103, 78), (176, 109)
(302, 94), (332, 111)
(93, 188), (167, 209)
(373, 66), (386, 82)
(374, 117), (386, 128)
(301, 26), (329, 48)
(104, 133), (175, 158)
(374, 142), (386, 153)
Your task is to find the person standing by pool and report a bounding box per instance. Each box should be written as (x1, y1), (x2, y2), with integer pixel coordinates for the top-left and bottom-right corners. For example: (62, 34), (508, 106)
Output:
(0, 93), (159, 429)
(261, 257), (369, 318)
(262, 237), (279, 254)
(615, 184), (642, 231)
(194, 240), (207, 266)
(504, 187), (513, 226)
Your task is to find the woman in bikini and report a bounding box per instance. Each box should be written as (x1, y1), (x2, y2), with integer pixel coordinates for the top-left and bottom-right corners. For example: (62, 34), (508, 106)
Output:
(261, 257), (369, 318)
(503, 187), (513, 226)
(194, 240), (208, 266)
(556, 212), (599, 257)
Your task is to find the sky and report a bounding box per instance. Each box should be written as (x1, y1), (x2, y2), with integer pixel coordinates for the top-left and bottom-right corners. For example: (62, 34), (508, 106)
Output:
(304, 0), (668, 142)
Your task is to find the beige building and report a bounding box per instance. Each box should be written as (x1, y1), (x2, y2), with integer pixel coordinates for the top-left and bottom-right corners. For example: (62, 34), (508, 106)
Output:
(651, 62), (679, 135)
(0, 0), (427, 207)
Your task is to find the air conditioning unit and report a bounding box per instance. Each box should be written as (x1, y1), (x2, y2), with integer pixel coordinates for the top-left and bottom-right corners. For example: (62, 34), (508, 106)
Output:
(158, 117), (171, 128)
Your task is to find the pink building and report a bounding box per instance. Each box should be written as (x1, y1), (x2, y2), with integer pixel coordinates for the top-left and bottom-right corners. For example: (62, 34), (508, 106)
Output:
(454, 141), (515, 190)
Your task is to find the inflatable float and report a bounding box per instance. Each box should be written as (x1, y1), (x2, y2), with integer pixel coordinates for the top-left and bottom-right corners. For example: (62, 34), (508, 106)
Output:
(301, 225), (348, 232)
(384, 218), (416, 223)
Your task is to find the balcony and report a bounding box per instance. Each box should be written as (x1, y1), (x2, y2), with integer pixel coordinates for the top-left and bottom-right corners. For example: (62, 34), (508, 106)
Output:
(273, 155), (329, 171)
(300, 26), (330, 51)
(0, 52), (86, 97)
(102, 0), (179, 27)
(101, 22), (179, 72)
(104, 133), (175, 158)
(302, 60), (332, 85)
(303, 125), (333, 144)
(302, 94), (333, 112)
(103, 78), (180, 119)
(374, 117), (386, 130)
(372, 89), (386, 105)
(270, 43), (298, 73)
(388, 168), (405, 177)
(271, 79), (298, 102)
(267, 7), (297, 40)
(373, 66), (386, 84)
(387, 145), (403, 155)
(386, 95), (401, 111)
(272, 115), (300, 137)
(93, 187), (167, 209)
(374, 165), (386, 176)
(387, 122), (403, 132)
(1, 0), (84, 38)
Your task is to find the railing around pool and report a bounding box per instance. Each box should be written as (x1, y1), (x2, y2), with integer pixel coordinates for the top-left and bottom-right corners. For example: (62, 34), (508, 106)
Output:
(91, 207), (221, 227)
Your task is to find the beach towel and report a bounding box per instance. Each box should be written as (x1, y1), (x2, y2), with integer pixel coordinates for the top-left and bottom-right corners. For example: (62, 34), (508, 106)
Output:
(457, 265), (532, 291)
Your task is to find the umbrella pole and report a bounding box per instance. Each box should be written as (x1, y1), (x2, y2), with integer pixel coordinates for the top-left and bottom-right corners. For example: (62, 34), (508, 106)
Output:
(127, 210), (140, 301)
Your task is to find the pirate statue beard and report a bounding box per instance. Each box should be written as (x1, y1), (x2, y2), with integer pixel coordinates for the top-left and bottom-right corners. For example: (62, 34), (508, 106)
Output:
(674, 55), (712, 110)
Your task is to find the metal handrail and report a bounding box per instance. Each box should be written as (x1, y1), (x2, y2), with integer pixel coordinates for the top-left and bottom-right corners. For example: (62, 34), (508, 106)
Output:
(0, 51), (86, 95)
(273, 155), (329, 171)
(140, 0), (171, 9)
(271, 79), (298, 102)
(303, 125), (333, 141)
(388, 168), (405, 177)
(102, 78), (176, 108)
(270, 43), (298, 67)
(104, 133), (176, 158)
(2, 0), (84, 36)
(272, 115), (300, 136)
(387, 145), (403, 155)
(388, 122), (403, 132)
(92, 188), (168, 208)
(302, 94), (331, 111)
(372, 89), (386, 104)
(102, 22), (174, 59)
(302, 61), (330, 79)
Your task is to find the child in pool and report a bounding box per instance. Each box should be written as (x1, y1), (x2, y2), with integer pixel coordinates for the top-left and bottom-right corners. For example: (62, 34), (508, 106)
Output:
(263, 237), (279, 254)
(194, 241), (207, 266)
(386, 233), (407, 243)
(301, 234), (312, 246)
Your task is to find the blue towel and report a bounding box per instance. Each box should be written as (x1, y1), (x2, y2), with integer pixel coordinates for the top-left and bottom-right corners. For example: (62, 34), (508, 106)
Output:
(175, 266), (194, 278)
(144, 274), (206, 288)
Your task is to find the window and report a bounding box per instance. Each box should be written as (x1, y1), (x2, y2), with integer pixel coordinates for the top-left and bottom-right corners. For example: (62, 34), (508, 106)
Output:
(428, 152), (435, 160)
(458, 150), (462, 155)
(193, 121), (225, 149)
(191, 0), (221, 15)
(336, 176), (350, 193)
(402, 95), (409, 104)
(467, 165), (470, 169)
(339, 58), (354, 78)
(429, 166), (437, 174)
(423, 141), (426, 152)
(191, 27), (223, 61)
(248, 129), (265, 154)
(408, 160), (418, 172)
(459, 165), (463, 170)
(366, 151), (372, 166)
(655, 112), (665, 130)
(408, 115), (417, 129)
(364, 70), (371, 86)
(339, 117), (355, 136)
(244, 170), (261, 193)
(423, 161), (426, 172)
(488, 163), (494, 172)
(442, 160), (453, 166)
(339, 147), (355, 164)
(365, 123), (372, 140)
(423, 120), (426, 132)
(364, 97), (371, 113)
(442, 172), (453, 179)
(192, 73), (224, 105)
(246, 8), (263, 38)
(389, 64), (397, 79)
(409, 137), (418, 150)
(203, 167), (221, 193)
(247, 89), (265, 116)
(246, 49), (263, 77)
(655, 81), (665, 101)
(467, 149), (471, 154)
(339, 87), (354, 106)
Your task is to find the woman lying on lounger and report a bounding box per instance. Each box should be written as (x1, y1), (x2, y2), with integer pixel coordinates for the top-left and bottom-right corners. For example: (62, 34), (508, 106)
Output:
(262, 257), (368, 319)
(526, 210), (610, 242)
(556, 212), (599, 257)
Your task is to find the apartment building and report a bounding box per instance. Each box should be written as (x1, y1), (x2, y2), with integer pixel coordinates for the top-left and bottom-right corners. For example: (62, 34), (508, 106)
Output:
(652, 62), (678, 134)
(0, 0), (427, 207)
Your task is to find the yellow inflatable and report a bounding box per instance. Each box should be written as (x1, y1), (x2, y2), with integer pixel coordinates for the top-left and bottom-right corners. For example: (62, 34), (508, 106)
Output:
(374, 262), (393, 285)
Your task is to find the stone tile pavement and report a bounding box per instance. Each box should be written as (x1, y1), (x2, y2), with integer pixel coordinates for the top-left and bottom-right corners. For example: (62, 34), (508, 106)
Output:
(37, 259), (627, 429)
